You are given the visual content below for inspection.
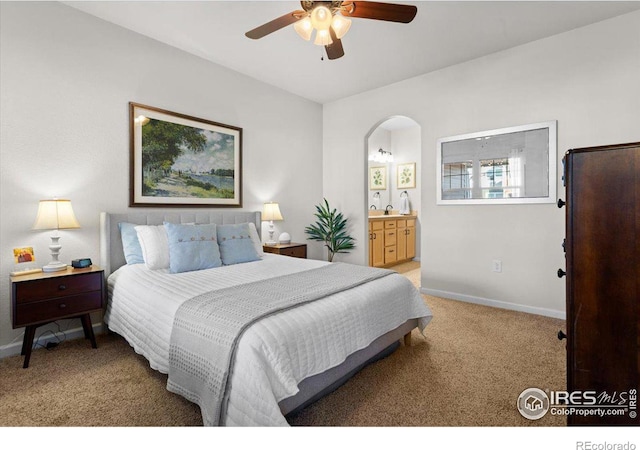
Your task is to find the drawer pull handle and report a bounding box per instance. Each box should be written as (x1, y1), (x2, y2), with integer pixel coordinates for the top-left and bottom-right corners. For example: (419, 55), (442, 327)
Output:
(58, 284), (67, 291)
(557, 269), (566, 278)
(389, 249), (394, 253)
(389, 233), (394, 236)
(59, 303), (66, 309)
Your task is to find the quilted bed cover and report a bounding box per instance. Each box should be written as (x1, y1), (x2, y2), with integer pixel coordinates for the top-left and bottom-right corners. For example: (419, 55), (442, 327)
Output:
(105, 254), (432, 426)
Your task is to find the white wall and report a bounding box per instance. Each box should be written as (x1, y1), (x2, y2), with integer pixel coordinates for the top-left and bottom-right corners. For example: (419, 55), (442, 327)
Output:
(324, 11), (640, 318)
(0, 2), (323, 352)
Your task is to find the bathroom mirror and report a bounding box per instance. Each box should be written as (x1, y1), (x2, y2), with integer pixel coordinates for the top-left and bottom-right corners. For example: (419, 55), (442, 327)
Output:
(436, 121), (557, 205)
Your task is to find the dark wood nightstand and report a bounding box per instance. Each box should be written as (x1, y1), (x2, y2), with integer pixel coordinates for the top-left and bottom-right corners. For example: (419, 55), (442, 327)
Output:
(10, 266), (105, 368)
(263, 243), (307, 259)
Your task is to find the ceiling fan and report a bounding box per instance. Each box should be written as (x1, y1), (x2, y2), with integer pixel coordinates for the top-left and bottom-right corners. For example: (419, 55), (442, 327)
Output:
(245, 1), (417, 60)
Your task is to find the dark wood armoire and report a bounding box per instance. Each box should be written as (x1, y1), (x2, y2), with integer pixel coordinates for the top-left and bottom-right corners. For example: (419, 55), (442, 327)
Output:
(560, 142), (639, 426)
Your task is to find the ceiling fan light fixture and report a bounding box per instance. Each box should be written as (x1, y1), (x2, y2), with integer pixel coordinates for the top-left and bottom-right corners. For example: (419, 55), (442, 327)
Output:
(310, 5), (333, 31)
(294, 16), (313, 41)
(313, 28), (333, 46)
(245, 1), (418, 60)
(331, 14), (351, 40)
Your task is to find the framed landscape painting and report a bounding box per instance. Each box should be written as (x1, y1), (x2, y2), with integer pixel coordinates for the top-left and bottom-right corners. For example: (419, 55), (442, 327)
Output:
(130, 102), (242, 207)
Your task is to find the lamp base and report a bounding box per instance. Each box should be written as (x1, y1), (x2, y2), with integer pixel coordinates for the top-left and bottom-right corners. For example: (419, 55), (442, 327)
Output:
(42, 262), (67, 273)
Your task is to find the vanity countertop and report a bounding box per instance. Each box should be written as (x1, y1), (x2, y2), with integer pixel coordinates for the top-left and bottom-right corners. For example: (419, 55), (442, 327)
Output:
(368, 211), (417, 219)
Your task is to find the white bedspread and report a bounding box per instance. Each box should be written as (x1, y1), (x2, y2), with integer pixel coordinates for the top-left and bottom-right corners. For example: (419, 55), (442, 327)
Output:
(105, 254), (432, 426)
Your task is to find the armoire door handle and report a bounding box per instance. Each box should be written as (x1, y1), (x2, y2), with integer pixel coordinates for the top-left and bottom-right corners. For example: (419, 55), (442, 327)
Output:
(557, 330), (567, 340)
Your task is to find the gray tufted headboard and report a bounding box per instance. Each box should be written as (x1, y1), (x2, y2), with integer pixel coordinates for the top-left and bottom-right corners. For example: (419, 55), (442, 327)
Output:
(99, 211), (261, 278)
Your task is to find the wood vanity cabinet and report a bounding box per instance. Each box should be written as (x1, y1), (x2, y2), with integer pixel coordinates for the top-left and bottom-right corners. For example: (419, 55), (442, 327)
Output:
(396, 218), (416, 261)
(560, 142), (639, 426)
(384, 220), (397, 265)
(369, 217), (416, 267)
(369, 220), (385, 267)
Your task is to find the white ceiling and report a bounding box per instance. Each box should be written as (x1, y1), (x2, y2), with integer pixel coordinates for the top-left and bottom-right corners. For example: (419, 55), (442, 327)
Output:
(65, 1), (640, 104)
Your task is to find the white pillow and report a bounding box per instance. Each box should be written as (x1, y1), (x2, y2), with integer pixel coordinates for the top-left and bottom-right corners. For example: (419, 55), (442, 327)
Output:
(248, 222), (264, 257)
(135, 225), (170, 270)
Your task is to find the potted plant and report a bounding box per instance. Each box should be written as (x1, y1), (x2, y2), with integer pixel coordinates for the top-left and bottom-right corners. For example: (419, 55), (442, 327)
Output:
(305, 198), (356, 262)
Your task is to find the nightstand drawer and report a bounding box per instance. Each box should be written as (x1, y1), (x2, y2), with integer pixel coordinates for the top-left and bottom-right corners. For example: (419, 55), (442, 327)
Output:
(279, 246), (307, 258)
(14, 291), (103, 327)
(14, 272), (102, 304)
(263, 243), (307, 259)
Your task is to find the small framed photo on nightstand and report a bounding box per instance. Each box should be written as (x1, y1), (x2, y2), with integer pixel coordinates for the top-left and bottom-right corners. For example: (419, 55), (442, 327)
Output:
(12, 247), (39, 276)
(13, 247), (35, 264)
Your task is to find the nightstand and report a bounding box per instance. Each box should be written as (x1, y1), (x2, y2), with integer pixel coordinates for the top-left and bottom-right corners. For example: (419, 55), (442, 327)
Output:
(263, 243), (307, 259)
(10, 266), (105, 368)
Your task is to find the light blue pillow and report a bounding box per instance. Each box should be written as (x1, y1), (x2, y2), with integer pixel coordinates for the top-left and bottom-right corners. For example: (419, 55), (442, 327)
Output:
(217, 223), (260, 265)
(164, 222), (222, 274)
(118, 222), (144, 265)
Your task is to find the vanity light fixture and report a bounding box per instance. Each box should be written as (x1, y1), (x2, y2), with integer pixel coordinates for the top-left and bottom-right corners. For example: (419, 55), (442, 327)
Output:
(369, 148), (394, 163)
(32, 199), (81, 272)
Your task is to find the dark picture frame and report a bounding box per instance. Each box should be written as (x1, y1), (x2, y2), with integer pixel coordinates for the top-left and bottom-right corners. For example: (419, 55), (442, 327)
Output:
(129, 102), (242, 207)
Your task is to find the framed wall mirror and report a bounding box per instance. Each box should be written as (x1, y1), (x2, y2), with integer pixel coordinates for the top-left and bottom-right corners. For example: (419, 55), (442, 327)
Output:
(436, 121), (557, 205)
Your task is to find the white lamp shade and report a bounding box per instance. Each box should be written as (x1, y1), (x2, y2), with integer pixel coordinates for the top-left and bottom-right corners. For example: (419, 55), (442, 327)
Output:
(32, 199), (81, 230)
(294, 17), (313, 41)
(314, 29), (333, 46)
(331, 15), (351, 39)
(310, 5), (332, 31)
(262, 202), (284, 221)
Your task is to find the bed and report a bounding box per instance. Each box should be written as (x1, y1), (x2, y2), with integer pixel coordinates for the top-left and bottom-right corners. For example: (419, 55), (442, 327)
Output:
(100, 211), (432, 426)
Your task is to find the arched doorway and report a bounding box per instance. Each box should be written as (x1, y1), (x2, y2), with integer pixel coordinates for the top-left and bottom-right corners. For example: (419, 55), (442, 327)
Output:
(365, 116), (422, 271)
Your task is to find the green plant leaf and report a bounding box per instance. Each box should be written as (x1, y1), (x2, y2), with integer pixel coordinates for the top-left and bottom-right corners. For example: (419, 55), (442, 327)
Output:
(305, 198), (356, 261)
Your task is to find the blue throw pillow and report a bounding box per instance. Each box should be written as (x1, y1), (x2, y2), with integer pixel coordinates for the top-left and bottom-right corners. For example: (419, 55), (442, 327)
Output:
(118, 222), (144, 265)
(217, 223), (260, 265)
(164, 222), (222, 274)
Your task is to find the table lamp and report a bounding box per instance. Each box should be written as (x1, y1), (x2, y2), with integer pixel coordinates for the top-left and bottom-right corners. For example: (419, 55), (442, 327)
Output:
(32, 199), (81, 272)
(262, 202), (283, 246)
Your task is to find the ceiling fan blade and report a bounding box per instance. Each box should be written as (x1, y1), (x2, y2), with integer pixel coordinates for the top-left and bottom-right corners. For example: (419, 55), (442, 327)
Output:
(343, 1), (417, 23)
(245, 10), (305, 39)
(325, 27), (345, 60)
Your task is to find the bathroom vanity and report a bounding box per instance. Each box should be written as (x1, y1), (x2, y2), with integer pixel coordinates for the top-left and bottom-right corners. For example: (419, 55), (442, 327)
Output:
(368, 213), (416, 268)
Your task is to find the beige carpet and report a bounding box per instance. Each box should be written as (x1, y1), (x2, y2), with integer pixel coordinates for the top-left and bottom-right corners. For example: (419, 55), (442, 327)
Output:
(0, 262), (566, 427)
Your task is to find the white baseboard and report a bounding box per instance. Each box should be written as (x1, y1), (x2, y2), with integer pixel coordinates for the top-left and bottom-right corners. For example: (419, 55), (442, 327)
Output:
(420, 287), (566, 320)
(0, 322), (104, 360)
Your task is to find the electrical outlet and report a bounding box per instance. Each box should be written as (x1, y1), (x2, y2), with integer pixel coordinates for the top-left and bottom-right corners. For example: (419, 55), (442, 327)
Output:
(492, 259), (502, 273)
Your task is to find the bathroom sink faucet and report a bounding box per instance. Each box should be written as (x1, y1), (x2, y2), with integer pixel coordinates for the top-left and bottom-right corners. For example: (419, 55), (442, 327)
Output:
(370, 205), (376, 209)
(384, 205), (393, 215)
